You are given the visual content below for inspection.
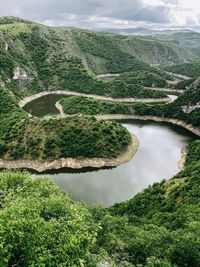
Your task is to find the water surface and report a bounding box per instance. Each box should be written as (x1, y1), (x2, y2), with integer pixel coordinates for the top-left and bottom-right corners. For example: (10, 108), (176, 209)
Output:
(40, 121), (193, 206)
(23, 94), (193, 207)
(23, 94), (70, 117)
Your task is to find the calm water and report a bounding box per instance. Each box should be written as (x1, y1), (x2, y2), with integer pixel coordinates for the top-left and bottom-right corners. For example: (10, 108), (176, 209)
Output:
(23, 94), (193, 207)
(23, 94), (70, 117)
(40, 121), (193, 207)
(23, 93), (178, 118)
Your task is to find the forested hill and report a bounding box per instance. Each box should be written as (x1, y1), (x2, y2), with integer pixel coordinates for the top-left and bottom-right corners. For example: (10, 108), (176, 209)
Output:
(164, 60), (200, 78)
(0, 16), (197, 79)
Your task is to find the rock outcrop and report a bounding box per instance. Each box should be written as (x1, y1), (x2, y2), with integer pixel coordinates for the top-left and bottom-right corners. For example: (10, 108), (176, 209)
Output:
(13, 67), (33, 85)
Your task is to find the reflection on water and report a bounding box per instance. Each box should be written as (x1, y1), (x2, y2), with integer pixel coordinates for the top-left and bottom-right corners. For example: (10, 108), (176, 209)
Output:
(38, 121), (193, 207)
(22, 94), (193, 206)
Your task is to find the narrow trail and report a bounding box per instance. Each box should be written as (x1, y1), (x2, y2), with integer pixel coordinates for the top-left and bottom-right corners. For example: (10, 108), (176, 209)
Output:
(19, 90), (171, 108)
(19, 71), (188, 109)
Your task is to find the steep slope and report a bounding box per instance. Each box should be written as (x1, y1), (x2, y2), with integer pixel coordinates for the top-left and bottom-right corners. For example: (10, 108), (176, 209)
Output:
(104, 159), (200, 266)
(0, 17), (196, 88)
(119, 35), (196, 66)
(163, 60), (200, 78)
(160, 31), (200, 58)
(0, 16), (169, 100)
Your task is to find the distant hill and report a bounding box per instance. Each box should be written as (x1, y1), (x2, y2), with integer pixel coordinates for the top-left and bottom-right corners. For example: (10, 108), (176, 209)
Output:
(0, 16), (197, 85)
(0, 16), (198, 102)
(163, 60), (200, 78)
(97, 27), (197, 36)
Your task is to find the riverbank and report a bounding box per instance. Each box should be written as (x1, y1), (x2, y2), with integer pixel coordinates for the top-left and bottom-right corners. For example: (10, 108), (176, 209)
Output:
(147, 87), (183, 94)
(54, 101), (200, 137)
(95, 115), (200, 137)
(0, 135), (139, 172)
(19, 90), (171, 108)
(55, 100), (65, 116)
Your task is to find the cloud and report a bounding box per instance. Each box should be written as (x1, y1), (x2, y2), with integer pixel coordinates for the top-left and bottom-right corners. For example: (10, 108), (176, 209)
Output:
(0, 0), (199, 30)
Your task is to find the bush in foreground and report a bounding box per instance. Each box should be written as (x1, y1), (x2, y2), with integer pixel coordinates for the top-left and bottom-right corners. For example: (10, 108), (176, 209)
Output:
(0, 172), (97, 267)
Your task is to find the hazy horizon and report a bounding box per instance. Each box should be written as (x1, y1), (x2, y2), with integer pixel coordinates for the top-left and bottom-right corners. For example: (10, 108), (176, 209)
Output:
(0, 0), (200, 32)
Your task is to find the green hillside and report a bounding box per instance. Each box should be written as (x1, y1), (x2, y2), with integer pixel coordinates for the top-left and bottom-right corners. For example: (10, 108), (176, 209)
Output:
(60, 96), (131, 115)
(60, 78), (200, 128)
(0, 171), (97, 267)
(114, 70), (169, 87)
(0, 16), (198, 101)
(163, 60), (200, 78)
(0, 16), (200, 267)
(133, 80), (200, 127)
(1, 140), (200, 266)
(0, 86), (131, 160)
(119, 35), (197, 66)
(0, 16), (171, 100)
(158, 31), (200, 58)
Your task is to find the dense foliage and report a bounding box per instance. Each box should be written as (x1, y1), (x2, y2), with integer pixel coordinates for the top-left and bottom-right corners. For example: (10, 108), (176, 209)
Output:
(0, 172), (97, 267)
(0, 114), (131, 160)
(185, 140), (200, 166)
(1, 142), (200, 266)
(175, 78), (196, 90)
(102, 160), (200, 266)
(60, 96), (131, 115)
(0, 27), (167, 100)
(0, 87), (131, 160)
(115, 70), (167, 88)
(164, 60), (200, 78)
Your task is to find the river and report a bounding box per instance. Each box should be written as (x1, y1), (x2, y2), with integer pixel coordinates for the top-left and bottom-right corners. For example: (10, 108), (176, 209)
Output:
(22, 94), (193, 207)
(39, 121), (192, 206)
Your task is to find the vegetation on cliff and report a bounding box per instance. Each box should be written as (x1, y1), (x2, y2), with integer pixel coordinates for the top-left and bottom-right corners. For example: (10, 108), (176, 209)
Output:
(175, 78), (196, 90)
(0, 16), (197, 101)
(0, 26), (167, 100)
(164, 59), (200, 78)
(133, 82), (200, 127)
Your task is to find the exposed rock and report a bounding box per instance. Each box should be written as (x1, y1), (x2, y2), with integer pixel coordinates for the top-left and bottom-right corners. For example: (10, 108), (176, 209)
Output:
(6, 78), (11, 83)
(178, 147), (187, 171)
(182, 102), (200, 113)
(5, 41), (8, 51)
(0, 135), (139, 172)
(97, 261), (110, 267)
(55, 100), (65, 116)
(13, 67), (33, 85)
(97, 73), (120, 78)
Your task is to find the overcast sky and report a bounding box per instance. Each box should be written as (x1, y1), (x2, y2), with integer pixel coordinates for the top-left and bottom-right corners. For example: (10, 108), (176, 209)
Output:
(0, 0), (200, 30)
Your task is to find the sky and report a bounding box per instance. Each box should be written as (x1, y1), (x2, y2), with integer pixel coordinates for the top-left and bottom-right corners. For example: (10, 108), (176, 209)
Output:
(0, 0), (200, 30)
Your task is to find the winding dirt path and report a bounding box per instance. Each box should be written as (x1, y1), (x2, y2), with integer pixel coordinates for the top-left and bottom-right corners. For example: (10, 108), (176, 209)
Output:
(19, 90), (171, 108)
(95, 114), (200, 137)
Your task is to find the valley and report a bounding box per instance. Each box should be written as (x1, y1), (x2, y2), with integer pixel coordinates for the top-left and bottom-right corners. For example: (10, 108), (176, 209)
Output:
(0, 16), (200, 267)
